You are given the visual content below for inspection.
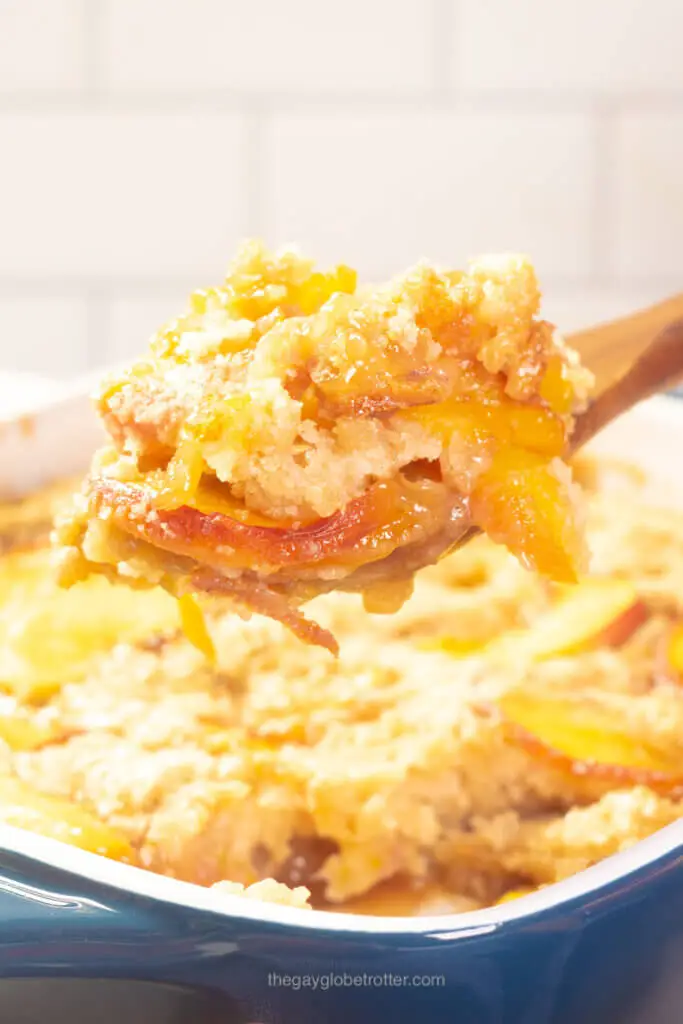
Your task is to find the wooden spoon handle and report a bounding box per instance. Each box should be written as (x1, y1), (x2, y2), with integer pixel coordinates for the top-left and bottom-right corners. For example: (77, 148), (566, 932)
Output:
(570, 315), (683, 451)
(568, 293), (683, 394)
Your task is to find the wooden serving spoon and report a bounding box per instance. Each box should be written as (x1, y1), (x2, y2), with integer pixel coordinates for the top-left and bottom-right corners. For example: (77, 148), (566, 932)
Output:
(569, 294), (683, 450)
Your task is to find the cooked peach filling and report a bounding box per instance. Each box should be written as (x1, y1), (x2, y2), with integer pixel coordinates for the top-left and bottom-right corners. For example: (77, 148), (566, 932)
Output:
(56, 242), (593, 649)
(1, 461), (683, 913)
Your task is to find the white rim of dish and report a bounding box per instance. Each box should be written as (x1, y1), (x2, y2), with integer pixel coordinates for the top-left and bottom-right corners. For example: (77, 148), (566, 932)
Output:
(2, 816), (681, 937)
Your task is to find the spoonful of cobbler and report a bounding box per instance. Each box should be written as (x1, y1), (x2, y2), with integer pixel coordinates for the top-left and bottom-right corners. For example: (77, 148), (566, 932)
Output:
(55, 241), (681, 654)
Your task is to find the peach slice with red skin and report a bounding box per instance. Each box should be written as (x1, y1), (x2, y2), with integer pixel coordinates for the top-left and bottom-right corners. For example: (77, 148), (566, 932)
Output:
(498, 691), (683, 796)
(88, 474), (451, 576)
(487, 578), (649, 662)
(428, 578), (648, 663)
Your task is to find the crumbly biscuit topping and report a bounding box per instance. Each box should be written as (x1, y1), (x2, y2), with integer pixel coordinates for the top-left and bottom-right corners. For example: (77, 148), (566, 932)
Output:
(2, 460), (683, 911)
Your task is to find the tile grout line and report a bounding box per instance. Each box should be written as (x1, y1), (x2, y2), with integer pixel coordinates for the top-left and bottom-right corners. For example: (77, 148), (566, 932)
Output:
(4, 88), (683, 116)
(0, 279), (198, 296)
(1, 274), (681, 297)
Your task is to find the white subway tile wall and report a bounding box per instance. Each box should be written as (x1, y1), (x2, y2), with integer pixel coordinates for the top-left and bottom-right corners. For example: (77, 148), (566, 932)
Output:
(0, 0), (85, 93)
(100, 0), (434, 95)
(0, 294), (88, 377)
(612, 112), (683, 278)
(457, 0), (683, 94)
(0, 0), (680, 378)
(0, 112), (247, 279)
(269, 110), (595, 279)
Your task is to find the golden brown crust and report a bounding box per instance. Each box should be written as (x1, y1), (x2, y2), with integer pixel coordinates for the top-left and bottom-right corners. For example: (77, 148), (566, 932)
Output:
(96, 246), (589, 493)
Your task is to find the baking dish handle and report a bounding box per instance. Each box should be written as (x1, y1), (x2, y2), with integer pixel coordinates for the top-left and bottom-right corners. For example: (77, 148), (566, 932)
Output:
(0, 860), (261, 1021)
(0, 855), (224, 980)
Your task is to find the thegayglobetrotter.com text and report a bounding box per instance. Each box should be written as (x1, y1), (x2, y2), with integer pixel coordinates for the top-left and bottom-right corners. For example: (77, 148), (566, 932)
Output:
(268, 972), (445, 992)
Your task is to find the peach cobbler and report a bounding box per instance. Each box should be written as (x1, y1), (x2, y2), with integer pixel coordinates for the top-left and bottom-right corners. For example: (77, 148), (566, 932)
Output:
(1, 457), (683, 914)
(56, 242), (592, 652)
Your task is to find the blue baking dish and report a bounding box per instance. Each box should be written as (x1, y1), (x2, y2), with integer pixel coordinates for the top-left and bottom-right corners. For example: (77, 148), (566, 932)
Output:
(0, 820), (681, 1024)
(1, 389), (682, 1023)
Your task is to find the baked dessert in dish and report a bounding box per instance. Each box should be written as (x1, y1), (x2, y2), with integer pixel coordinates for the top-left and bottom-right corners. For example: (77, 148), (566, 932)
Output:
(55, 242), (592, 651)
(2, 459), (682, 914)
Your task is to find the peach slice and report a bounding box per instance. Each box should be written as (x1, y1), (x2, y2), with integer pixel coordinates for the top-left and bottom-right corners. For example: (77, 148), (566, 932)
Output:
(540, 355), (576, 415)
(396, 402), (578, 582)
(469, 450), (582, 583)
(498, 691), (683, 795)
(667, 622), (683, 677)
(0, 775), (136, 861)
(4, 565), (178, 701)
(494, 887), (538, 905)
(487, 578), (648, 663)
(397, 397), (566, 457)
(416, 635), (492, 657)
(177, 593), (216, 663)
(89, 473), (451, 576)
(0, 713), (59, 751)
